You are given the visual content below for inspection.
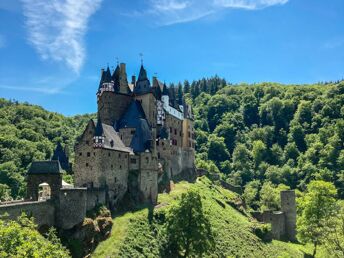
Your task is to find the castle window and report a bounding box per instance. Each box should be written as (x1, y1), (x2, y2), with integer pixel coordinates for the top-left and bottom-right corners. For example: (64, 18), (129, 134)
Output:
(108, 152), (110, 157)
(174, 129), (177, 135)
(86, 163), (89, 167)
(158, 152), (160, 159)
(110, 140), (114, 147)
(79, 152), (82, 156)
(86, 140), (89, 144)
(120, 165), (122, 169)
(146, 157), (149, 164)
(131, 158), (136, 164)
(118, 153), (121, 158)
(170, 127), (172, 133)
(115, 177), (117, 183)
(180, 131), (182, 136)
(87, 152), (90, 157)
(93, 152), (95, 156)
(131, 130), (135, 135)
(111, 165), (113, 169)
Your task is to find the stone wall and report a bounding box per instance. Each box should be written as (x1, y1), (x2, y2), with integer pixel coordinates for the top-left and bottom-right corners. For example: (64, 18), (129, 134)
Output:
(165, 113), (183, 148)
(86, 188), (106, 211)
(139, 152), (158, 204)
(74, 121), (100, 188)
(0, 200), (55, 228)
(57, 188), (87, 230)
(182, 118), (195, 148)
(99, 150), (129, 207)
(250, 190), (297, 241)
(74, 121), (130, 207)
(26, 173), (62, 201)
(98, 92), (132, 125)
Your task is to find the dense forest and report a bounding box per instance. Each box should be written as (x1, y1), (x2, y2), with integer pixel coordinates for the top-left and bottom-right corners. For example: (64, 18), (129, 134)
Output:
(0, 98), (93, 200)
(182, 78), (344, 211)
(1, 79), (344, 210)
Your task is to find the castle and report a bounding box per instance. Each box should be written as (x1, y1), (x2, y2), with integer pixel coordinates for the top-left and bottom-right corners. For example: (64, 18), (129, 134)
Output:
(74, 62), (196, 207)
(0, 62), (196, 231)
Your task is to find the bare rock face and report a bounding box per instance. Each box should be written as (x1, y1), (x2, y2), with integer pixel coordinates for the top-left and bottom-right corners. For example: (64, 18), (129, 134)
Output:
(96, 216), (113, 240)
(61, 206), (113, 258)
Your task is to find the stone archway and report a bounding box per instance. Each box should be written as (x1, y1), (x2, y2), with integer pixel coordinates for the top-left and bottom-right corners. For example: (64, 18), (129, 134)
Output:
(26, 161), (63, 201)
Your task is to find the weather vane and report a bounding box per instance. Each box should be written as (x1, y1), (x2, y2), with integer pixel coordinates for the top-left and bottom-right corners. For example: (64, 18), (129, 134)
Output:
(139, 53), (143, 65)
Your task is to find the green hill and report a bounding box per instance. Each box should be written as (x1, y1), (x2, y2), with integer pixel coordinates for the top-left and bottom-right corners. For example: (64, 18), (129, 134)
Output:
(93, 177), (309, 258)
(0, 98), (93, 199)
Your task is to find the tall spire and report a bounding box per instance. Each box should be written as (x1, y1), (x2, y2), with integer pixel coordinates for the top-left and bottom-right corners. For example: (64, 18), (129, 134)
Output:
(104, 66), (112, 83)
(134, 64), (151, 94)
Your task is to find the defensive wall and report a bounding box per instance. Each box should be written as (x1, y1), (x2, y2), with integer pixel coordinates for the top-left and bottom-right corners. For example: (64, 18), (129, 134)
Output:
(0, 187), (106, 230)
(251, 190), (296, 242)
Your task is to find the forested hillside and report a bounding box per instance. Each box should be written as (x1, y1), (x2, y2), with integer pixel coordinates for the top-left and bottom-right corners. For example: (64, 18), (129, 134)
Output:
(0, 98), (94, 200)
(184, 79), (344, 210)
(1, 79), (344, 207)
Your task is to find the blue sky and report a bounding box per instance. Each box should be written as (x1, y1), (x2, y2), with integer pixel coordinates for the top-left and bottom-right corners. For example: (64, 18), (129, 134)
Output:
(0, 0), (343, 115)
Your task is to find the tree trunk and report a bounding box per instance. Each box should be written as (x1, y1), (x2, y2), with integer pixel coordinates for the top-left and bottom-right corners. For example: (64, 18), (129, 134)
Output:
(312, 241), (317, 258)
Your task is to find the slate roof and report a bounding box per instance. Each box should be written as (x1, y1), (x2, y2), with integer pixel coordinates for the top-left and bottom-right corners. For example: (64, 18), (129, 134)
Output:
(112, 65), (120, 91)
(51, 142), (69, 171)
(28, 160), (62, 174)
(133, 65), (151, 95)
(152, 78), (163, 100)
(98, 69), (105, 90)
(94, 118), (104, 136)
(92, 119), (131, 153)
(103, 66), (112, 83)
(117, 100), (152, 153)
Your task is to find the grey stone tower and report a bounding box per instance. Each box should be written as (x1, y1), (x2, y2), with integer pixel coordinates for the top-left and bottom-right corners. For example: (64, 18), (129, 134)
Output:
(281, 190), (297, 241)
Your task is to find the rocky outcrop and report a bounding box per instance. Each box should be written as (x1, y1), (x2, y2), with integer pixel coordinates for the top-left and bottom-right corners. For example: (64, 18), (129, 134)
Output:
(61, 205), (113, 258)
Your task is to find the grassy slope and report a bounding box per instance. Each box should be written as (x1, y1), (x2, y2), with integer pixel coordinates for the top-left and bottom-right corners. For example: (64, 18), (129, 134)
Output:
(93, 177), (310, 258)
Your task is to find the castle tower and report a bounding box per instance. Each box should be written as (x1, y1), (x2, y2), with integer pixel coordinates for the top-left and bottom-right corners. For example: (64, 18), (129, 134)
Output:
(97, 65), (132, 125)
(281, 190), (297, 241)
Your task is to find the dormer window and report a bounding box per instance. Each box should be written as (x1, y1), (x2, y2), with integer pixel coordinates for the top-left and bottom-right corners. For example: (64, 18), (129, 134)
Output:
(93, 135), (105, 148)
(110, 140), (114, 147)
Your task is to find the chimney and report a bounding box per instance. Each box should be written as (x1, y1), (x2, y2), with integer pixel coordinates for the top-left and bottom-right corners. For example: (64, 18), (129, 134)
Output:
(131, 75), (136, 85)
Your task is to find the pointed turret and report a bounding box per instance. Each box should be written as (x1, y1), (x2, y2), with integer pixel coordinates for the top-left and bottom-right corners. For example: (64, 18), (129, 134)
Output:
(112, 65), (120, 92)
(134, 65), (151, 95)
(51, 142), (70, 172)
(98, 68), (105, 92)
(104, 66), (112, 83)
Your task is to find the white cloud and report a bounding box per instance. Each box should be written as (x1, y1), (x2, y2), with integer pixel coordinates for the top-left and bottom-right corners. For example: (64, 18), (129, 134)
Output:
(149, 0), (288, 25)
(21, 0), (102, 74)
(0, 84), (63, 94)
(214, 0), (288, 9)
